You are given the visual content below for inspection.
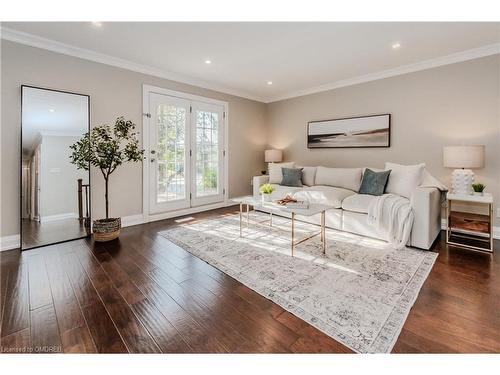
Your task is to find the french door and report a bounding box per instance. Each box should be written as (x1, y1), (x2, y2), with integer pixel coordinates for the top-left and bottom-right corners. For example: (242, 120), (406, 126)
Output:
(147, 91), (225, 215)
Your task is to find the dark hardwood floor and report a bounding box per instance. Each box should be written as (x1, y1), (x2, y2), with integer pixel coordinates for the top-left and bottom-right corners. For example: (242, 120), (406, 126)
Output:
(1, 206), (499, 353)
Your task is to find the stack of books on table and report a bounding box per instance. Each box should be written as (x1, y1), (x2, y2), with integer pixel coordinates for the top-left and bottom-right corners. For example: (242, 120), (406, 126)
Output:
(284, 200), (310, 209)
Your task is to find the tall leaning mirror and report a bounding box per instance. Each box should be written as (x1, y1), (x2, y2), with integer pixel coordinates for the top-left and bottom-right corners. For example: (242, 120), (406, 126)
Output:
(21, 86), (91, 250)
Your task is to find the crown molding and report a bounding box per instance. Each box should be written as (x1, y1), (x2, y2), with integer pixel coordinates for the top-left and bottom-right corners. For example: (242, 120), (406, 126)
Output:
(2, 26), (498, 104)
(269, 43), (500, 102)
(0, 27), (270, 103)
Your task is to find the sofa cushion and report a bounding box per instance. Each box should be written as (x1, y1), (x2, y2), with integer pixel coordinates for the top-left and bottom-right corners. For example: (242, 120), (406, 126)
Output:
(315, 166), (362, 191)
(341, 194), (378, 214)
(385, 162), (425, 199)
(296, 165), (317, 186)
(268, 162), (295, 184)
(294, 186), (356, 208)
(358, 168), (391, 196)
(281, 167), (303, 187)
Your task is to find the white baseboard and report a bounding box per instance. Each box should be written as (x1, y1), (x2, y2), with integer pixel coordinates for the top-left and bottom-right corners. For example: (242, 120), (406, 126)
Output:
(441, 218), (500, 239)
(121, 214), (147, 228)
(40, 212), (78, 223)
(0, 234), (20, 252)
(121, 200), (234, 228)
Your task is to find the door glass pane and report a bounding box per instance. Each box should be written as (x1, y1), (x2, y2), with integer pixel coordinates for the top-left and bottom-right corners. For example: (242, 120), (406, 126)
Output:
(195, 110), (219, 197)
(156, 104), (186, 203)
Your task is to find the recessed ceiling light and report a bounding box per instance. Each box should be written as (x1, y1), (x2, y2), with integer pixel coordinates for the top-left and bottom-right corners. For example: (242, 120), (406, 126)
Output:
(49, 109), (55, 113)
(267, 81), (273, 85)
(91, 22), (103, 28)
(204, 59), (212, 64)
(392, 42), (401, 49)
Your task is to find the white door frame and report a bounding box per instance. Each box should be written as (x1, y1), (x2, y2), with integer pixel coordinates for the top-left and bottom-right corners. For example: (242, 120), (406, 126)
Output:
(142, 84), (229, 223)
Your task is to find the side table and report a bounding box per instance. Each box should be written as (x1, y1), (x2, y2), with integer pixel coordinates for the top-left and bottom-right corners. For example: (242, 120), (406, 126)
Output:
(446, 193), (494, 253)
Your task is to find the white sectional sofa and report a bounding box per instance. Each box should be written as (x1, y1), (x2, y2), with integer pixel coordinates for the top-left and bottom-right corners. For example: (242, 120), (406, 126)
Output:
(252, 165), (442, 250)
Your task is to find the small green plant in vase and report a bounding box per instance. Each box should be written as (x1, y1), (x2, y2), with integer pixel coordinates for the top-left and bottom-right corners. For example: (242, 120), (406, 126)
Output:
(472, 183), (486, 196)
(259, 183), (275, 203)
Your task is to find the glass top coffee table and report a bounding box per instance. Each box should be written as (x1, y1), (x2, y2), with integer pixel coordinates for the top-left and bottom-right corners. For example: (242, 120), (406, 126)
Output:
(232, 196), (333, 257)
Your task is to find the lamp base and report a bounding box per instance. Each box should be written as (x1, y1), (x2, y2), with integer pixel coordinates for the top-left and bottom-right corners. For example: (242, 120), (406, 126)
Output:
(451, 169), (474, 195)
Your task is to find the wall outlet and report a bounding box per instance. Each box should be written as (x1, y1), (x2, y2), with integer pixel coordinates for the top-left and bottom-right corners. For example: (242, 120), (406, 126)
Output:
(497, 208), (500, 218)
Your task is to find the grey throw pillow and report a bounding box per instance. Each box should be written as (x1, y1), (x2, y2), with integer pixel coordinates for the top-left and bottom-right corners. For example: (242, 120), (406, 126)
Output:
(358, 168), (391, 196)
(281, 168), (303, 187)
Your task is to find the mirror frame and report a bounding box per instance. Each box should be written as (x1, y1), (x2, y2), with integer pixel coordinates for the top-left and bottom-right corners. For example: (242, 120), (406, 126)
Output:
(20, 85), (92, 251)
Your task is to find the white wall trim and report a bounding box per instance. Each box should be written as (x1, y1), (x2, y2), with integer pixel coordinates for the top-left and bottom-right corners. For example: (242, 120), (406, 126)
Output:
(121, 214), (147, 228)
(0, 235), (21, 252)
(0, 26), (267, 103)
(121, 200), (234, 228)
(267, 43), (500, 102)
(39, 212), (78, 223)
(2, 26), (499, 104)
(441, 218), (500, 240)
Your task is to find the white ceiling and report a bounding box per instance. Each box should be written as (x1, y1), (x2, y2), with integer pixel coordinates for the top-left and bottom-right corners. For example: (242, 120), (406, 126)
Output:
(4, 22), (500, 102)
(22, 87), (88, 157)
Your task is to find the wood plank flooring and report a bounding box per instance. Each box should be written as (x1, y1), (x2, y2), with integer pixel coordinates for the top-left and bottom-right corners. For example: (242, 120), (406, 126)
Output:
(1, 206), (499, 353)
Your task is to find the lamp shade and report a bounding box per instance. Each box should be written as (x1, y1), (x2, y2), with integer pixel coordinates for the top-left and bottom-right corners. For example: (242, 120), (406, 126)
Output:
(265, 149), (283, 163)
(443, 145), (485, 169)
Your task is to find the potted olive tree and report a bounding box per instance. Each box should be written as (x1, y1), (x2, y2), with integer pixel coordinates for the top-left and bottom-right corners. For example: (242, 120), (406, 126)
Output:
(70, 116), (144, 242)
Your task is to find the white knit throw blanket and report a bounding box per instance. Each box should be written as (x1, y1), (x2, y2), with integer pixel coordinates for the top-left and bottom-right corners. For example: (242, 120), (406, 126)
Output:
(367, 194), (414, 250)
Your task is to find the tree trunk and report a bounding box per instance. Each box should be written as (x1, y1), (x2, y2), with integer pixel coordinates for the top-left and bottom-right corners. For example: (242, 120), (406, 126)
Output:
(104, 176), (109, 219)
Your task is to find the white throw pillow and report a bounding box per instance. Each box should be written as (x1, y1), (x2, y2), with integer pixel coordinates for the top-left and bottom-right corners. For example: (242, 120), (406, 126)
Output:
(385, 162), (425, 198)
(268, 162), (295, 184)
(296, 165), (317, 186)
(314, 166), (363, 191)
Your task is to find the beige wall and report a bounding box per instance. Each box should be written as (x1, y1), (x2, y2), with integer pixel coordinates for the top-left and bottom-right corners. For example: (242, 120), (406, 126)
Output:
(2, 40), (499, 237)
(1, 40), (267, 237)
(267, 55), (500, 225)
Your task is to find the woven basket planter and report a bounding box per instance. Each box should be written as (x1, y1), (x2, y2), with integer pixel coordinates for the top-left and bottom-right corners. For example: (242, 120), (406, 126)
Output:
(93, 218), (121, 242)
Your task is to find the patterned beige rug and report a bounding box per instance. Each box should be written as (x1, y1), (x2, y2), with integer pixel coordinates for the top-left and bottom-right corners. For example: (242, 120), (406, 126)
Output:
(160, 212), (437, 353)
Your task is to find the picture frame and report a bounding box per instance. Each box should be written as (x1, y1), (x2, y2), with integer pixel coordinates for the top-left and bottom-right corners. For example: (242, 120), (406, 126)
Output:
(307, 114), (391, 148)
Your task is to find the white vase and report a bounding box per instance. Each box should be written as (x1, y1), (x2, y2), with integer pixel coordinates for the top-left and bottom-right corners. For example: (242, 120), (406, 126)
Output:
(473, 192), (484, 196)
(451, 169), (474, 195)
(261, 194), (272, 203)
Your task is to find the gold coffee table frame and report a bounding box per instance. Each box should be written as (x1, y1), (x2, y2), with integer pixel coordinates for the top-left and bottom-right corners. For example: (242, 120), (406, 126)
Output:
(238, 201), (327, 257)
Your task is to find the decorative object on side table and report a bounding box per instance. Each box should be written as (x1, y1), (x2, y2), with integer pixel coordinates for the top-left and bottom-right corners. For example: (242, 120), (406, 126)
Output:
(472, 183), (486, 196)
(70, 116), (144, 242)
(259, 183), (275, 203)
(446, 192), (493, 253)
(443, 145), (485, 195)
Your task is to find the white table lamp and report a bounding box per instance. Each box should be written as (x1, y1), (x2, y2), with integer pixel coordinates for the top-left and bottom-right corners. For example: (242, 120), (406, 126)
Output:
(443, 145), (485, 195)
(265, 149), (283, 163)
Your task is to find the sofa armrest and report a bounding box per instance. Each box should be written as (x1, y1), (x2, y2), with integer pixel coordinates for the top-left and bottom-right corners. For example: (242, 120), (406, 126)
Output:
(410, 187), (442, 249)
(252, 175), (270, 197)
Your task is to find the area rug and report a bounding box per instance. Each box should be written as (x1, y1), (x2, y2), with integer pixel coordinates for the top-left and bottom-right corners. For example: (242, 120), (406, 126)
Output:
(160, 212), (437, 353)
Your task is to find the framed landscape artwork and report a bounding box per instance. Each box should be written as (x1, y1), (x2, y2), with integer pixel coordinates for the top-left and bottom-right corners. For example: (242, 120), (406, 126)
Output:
(307, 114), (391, 148)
